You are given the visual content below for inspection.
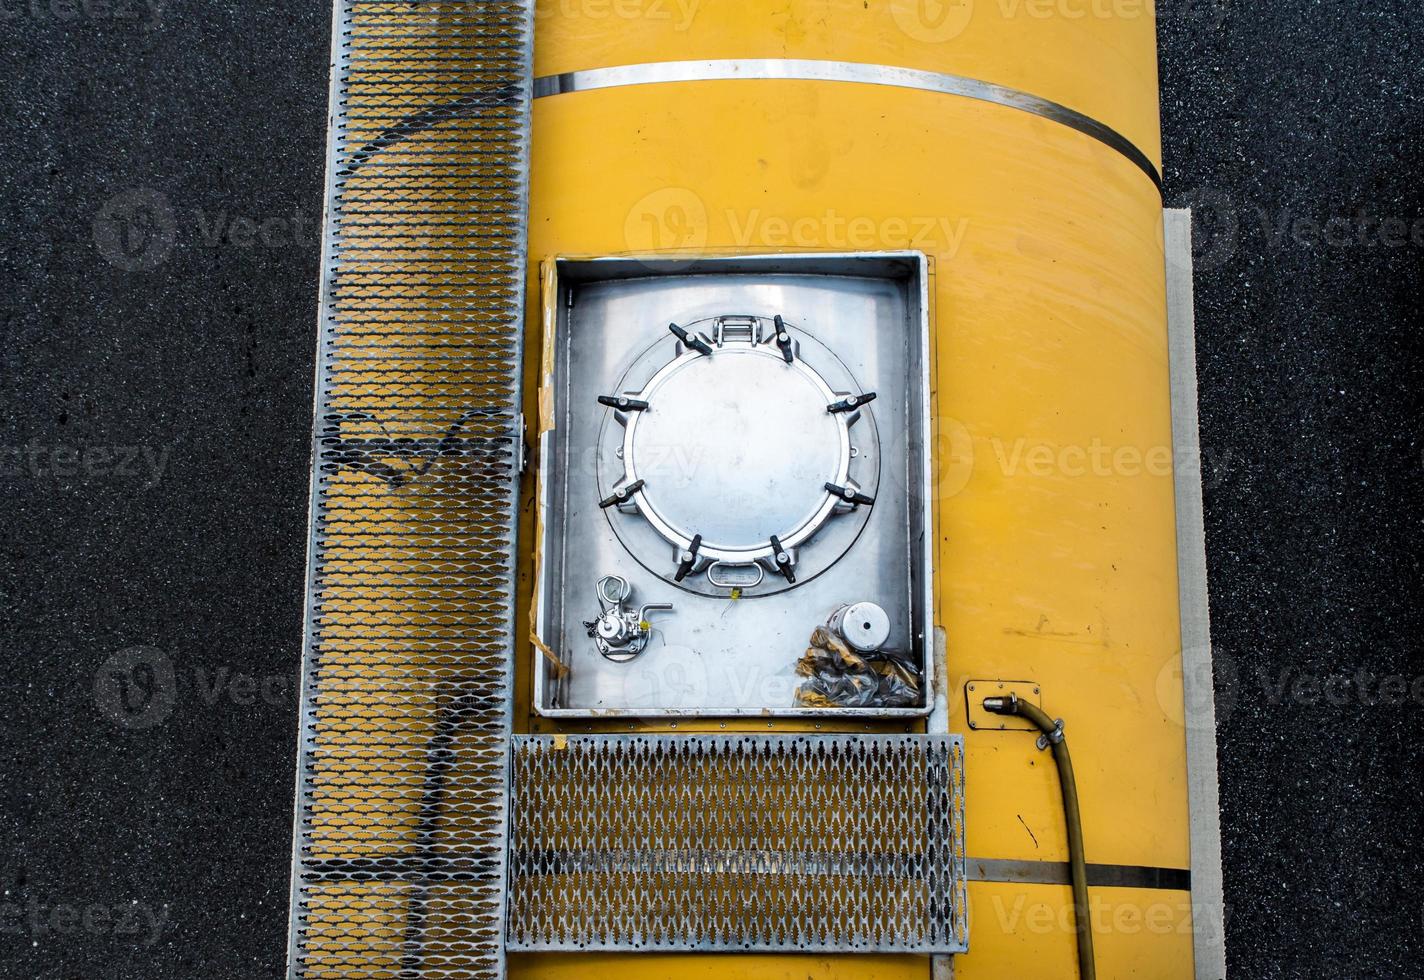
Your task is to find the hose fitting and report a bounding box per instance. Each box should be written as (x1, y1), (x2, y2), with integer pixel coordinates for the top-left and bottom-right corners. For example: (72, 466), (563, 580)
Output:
(982, 693), (1018, 714)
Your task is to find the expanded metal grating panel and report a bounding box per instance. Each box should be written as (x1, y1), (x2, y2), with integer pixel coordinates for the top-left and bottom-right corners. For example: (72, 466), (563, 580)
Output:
(287, 1), (532, 978)
(508, 735), (968, 953)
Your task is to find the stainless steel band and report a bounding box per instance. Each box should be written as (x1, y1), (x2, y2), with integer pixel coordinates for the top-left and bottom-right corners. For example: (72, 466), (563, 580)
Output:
(533, 58), (1163, 192)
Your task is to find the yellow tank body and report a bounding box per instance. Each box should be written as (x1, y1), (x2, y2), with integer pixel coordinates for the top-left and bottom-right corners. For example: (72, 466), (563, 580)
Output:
(513, 1), (1192, 977)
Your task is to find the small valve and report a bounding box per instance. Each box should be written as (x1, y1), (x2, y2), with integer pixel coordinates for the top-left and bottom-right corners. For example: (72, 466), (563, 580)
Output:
(583, 574), (673, 663)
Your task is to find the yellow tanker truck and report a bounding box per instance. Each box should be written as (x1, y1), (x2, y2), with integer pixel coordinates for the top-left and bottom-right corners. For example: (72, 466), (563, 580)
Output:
(285, 2), (1224, 978)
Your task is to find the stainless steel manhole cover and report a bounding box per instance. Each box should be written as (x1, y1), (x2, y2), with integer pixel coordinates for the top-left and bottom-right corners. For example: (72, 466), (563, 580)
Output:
(598, 314), (877, 595)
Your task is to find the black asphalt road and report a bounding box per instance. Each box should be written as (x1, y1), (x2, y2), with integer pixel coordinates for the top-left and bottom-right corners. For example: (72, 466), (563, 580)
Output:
(1, 3), (1420, 978)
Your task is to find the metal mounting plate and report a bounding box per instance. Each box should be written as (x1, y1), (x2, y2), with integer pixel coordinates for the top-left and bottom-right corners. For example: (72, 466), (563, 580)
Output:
(964, 679), (1045, 732)
(533, 253), (934, 718)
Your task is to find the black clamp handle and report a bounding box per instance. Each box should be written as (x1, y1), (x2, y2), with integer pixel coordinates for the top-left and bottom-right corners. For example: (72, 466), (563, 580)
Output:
(598, 479), (645, 509)
(827, 391), (877, 414)
(597, 394), (650, 411)
(824, 482), (875, 506)
(769, 534), (796, 583)
(674, 533), (703, 582)
(669, 322), (713, 356)
(773, 315), (794, 364)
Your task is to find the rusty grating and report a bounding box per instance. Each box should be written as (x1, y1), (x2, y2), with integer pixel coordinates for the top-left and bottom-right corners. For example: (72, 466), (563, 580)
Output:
(286, 0), (533, 977)
(507, 734), (968, 954)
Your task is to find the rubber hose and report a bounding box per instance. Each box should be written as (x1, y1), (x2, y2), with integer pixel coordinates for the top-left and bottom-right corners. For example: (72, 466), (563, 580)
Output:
(984, 695), (1096, 979)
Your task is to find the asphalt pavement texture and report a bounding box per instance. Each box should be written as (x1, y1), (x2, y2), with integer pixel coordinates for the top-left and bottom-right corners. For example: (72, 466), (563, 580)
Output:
(1, 3), (1420, 978)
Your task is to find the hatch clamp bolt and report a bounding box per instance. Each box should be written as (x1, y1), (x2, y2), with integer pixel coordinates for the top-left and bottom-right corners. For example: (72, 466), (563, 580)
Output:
(827, 391), (877, 414)
(773, 314), (795, 364)
(769, 534), (796, 583)
(669, 322), (713, 356)
(824, 482), (875, 506)
(599, 479), (645, 509)
(598, 394), (650, 411)
(674, 533), (703, 582)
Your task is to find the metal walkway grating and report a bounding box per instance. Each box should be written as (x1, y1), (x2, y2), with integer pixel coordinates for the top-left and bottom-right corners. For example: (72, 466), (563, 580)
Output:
(287, 1), (532, 978)
(508, 735), (969, 954)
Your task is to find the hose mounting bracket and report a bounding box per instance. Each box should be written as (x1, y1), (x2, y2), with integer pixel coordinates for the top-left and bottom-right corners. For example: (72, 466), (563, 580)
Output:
(1036, 718), (1066, 751)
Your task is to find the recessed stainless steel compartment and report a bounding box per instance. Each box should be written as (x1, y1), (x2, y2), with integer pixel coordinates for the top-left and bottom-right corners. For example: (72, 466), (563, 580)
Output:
(533, 253), (933, 717)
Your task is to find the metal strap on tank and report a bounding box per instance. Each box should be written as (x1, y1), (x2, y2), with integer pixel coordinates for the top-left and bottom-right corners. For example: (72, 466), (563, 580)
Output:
(534, 58), (1163, 192)
(286, 1), (533, 978)
(967, 857), (1192, 891)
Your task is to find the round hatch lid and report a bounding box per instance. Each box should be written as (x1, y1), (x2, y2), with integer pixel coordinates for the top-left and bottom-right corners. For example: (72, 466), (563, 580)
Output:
(626, 345), (847, 553)
(598, 315), (880, 596)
